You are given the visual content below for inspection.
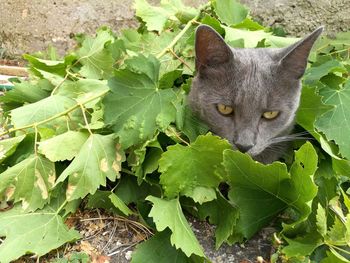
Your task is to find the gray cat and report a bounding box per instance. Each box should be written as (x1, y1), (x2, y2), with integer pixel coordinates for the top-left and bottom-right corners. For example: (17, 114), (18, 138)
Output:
(189, 25), (323, 163)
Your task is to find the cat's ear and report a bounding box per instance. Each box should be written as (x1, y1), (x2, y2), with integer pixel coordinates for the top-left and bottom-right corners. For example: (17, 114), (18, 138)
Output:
(195, 25), (232, 71)
(278, 26), (324, 79)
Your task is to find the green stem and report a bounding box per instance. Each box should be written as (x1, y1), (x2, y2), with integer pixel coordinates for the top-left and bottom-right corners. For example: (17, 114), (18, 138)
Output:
(328, 243), (350, 255)
(56, 200), (68, 215)
(0, 90), (109, 137)
(156, 2), (210, 59)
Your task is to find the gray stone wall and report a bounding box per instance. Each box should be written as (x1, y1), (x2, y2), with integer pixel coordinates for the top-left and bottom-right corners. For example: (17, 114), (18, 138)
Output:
(0, 0), (349, 57)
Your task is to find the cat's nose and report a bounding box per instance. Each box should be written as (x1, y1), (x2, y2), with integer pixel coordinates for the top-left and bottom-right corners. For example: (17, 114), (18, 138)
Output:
(235, 143), (254, 153)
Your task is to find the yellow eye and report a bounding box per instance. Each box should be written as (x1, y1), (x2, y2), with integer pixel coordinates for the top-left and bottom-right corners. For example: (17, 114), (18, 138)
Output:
(217, 104), (233, 115)
(262, 111), (279, 120)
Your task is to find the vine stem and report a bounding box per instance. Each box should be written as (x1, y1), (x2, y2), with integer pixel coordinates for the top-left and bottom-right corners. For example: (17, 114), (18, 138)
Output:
(0, 90), (108, 137)
(79, 103), (93, 135)
(55, 200), (68, 215)
(156, 2), (210, 59)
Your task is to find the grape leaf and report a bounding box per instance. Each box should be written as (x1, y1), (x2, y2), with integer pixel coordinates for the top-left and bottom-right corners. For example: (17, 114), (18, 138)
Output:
(146, 196), (205, 258)
(0, 204), (80, 263)
(296, 86), (332, 137)
(282, 234), (323, 258)
(159, 133), (231, 199)
(134, 0), (172, 32)
(127, 136), (163, 183)
(303, 60), (347, 86)
(77, 28), (114, 79)
(104, 55), (177, 148)
(57, 79), (109, 108)
(321, 251), (349, 263)
(213, 0), (249, 25)
(0, 154), (55, 211)
(316, 203), (328, 237)
(55, 134), (124, 201)
(131, 229), (200, 263)
(134, 0), (197, 32)
(10, 95), (76, 128)
(0, 80), (50, 107)
(0, 135), (26, 163)
(315, 79), (350, 159)
(109, 192), (134, 216)
(38, 131), (89, 162)
(224, 26), (299, 48)
(198, 193), (238, 248)
(223, 142), (317, 240)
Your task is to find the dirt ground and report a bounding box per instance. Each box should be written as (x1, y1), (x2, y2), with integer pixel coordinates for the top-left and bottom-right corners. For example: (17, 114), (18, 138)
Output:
(1, 0), (350, 57)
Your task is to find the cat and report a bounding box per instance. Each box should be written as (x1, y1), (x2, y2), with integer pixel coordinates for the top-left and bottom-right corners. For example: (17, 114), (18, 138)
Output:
(188, 25), (323, 163)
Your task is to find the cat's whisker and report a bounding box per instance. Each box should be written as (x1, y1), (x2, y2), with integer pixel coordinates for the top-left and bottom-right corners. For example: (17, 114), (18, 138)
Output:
(269, 133), (314, 144)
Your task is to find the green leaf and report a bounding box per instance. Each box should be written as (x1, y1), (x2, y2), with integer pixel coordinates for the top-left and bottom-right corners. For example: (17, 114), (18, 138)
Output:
(23, 54), (73, 77)
(0, 135), (26, 164)
(175, 104), (209, 142)
(55, 134), (124, 201)
(159, 133), (231, 199)
(282, 234), (323, 258)
(10, 95), (76, 128)
(104, 55), (177, 148)
(146, 196), (205, 258)
(304, 60), (347, 86)
(114, 176), (161, 205)
(38, 131), (89, 162)
(224, 26), (299, 48)
(109, 192), (134, 216)
(0, 80), (51, 107)
(57, 79), (109, 108)
(131, 229), (200, 263)
(134, 0), (172, 32)
(0, 154), (55, 211)
(0, 204), (80, 263)
(198, 193), (238, 248)
(223, 142), (318, 240)
(296, 86), (332, 137)
(134, 0), (197, 32)
(213, 0), (249, 25)
(316, 204), (328, 237)
(321, 250), (349, 263)
(87, 190), (121, 214)
(233, 18), (265, 30)
(127, 136), (163, 182)
(77, 28), (115, 79)
(315, 80), (350, 159)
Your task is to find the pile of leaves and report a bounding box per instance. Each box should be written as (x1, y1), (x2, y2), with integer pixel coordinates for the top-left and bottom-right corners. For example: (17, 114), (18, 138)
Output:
(0, 0), (350, 262)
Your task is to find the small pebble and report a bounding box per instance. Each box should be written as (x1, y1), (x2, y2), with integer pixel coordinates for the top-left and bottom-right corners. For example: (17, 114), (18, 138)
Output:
(125, 251), (132, 261)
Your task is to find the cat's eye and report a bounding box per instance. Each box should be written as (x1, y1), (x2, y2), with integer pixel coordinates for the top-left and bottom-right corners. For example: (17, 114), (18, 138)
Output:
(217, 104), (234, 115)
(262, 111), (279, 120)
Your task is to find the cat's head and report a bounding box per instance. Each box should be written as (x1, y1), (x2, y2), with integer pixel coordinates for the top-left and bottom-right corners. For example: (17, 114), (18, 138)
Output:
(189, 25), (323, 163)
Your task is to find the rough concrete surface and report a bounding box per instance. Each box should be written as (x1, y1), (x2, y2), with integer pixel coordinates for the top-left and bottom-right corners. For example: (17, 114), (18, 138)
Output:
(1, 0), (349, 57)
(242, 0), (350, 37)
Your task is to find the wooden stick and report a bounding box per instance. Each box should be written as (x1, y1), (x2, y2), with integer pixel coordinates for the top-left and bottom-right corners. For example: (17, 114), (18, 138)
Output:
(0, 65), (28, 77)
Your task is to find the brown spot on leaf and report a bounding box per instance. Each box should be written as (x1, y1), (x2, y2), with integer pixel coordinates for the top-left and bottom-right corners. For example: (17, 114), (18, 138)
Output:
(116, 153), (122, 162)
(48, 171), (56, 186)
(21, 199), (30, 210)
(100, 158), (109, 172)
(5, 186), (15, 200)
(34, 169), (48, 199)
(112, 160), (121, 174)
(67, 184), (77, 200)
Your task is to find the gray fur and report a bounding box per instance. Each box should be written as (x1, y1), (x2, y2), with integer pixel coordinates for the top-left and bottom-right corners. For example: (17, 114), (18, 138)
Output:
(189, 25), (323, 163)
